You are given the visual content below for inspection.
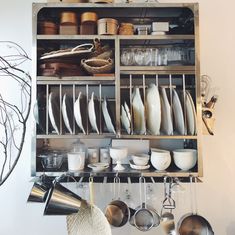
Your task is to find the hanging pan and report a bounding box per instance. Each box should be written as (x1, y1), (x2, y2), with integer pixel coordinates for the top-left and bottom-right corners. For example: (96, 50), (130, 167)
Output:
(177, 176), (214, 235)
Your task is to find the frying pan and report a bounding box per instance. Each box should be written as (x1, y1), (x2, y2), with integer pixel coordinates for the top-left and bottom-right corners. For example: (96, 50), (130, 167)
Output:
(178, 176), (214, 235)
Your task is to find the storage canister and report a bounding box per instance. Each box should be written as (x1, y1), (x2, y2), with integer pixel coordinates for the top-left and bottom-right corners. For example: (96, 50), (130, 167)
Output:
(119, 23), (134, 35)
(38, 21), (58, 35)
(98, 18), (118, 35)
(80, 12), (98, 35)
(60, 12), (78, 35)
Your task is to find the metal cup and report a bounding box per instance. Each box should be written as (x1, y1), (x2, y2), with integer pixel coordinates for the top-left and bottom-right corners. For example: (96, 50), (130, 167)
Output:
(27, 175), (52, 203)
(44, 182), (86, 215)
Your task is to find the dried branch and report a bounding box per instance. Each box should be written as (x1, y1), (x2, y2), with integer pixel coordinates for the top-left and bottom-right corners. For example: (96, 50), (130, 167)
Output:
(0, 41), (31, 186)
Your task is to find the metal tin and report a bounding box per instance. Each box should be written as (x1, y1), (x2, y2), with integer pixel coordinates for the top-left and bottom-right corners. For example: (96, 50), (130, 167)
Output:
(98, 18), (118, 35)
(60, 12), (77, 25)
(137, 27), (149, 35)
(81, 12), (98, 23)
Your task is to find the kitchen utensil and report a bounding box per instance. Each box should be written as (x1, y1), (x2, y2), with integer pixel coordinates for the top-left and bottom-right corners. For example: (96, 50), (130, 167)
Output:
(105, 176), (132, 227)
(150, 148), (171, 171)
(146, 83), (161, 135)
(81, 58), (114, 75)
(205, 95), (218, 109)
(160, 176), (176, 235)
(62, 94), (73, 134)
(121, 104), (131, 134)
(129, 160), (150, 170)
(88, 163), (109, 172)
(60, 12), (77, 25)
(172, 149), (197, 171)
(67, 177), (112, 235)
(38, 21), (58, 35)
(173, 89), (185, 135)
(48, 92), (60, 134)
(133, 176), (155, 231)
(74, 92), (86, 134)
(80, 12), (98, 35)
(88, 92), (99, 134)
(200, 75), (211, 105)
(67, 140), (87, 171)
(81, 12), (98, 23)
(102, 97), (116, 134)
(98, 18), (118, 35)
(40, 43), (94, 60)
(202, 109), (214, 135)
(44, 175), (87, 215)
(132, 153), (149, 166)
(87, 147), (99, 164)
(120, 49), (135, 66)
(38, 150), (65, 170)
(109, 147), (128, 171)
(132, 87), (146, 135)
(186, 91), (197, 135)
(178, 177), (214, 235)
(27, 174), (53, 203)
(100, 148), (111, 164)
(160, 87), (173, 135)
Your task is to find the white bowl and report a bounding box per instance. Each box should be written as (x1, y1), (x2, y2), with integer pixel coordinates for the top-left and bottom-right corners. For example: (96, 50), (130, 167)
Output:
(150, 148), (171, 171)
(172, 149), (197, 171)
(109, 147), (128, 171)
(132, 154), (150, 166)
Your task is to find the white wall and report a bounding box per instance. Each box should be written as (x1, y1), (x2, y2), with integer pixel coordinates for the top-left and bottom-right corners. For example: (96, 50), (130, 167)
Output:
(0, 0), (235, 234)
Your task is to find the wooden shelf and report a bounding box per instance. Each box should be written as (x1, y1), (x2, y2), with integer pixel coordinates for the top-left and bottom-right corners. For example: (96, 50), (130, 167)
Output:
(37, 34), (194, 41)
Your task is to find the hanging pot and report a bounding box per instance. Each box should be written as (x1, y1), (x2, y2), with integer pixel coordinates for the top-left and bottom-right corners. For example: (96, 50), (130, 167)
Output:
(177, 176), (214, 235)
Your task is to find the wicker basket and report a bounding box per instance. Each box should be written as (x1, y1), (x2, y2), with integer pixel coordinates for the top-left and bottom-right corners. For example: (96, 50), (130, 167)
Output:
(81, 58), (114, 75)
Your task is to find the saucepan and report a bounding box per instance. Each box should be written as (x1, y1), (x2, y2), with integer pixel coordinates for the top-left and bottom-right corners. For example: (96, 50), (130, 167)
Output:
(177, 176), (214, 235)
(105, 176), (134, 227)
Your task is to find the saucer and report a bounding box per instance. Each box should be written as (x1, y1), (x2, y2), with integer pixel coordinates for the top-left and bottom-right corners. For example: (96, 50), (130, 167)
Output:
(88, 163), (109, 172)
(129, 160), (150, 170)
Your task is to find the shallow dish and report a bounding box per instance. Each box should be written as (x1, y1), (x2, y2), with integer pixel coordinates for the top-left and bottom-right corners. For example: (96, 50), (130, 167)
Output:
(146, 84), (161, 135)
(102, 98), (116, 134)
(121, 103), (131, 134)
(62, 94), (73, 134)
(74, 92), (86, 134)
(48, 92), (60, 134)
(88, 163), (109, 172)
(129, 160), (150, 170)
(88, 92), (99, 134)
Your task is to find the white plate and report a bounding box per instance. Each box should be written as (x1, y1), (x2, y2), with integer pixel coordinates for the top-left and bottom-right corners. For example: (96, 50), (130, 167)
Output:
(146, 84), (161, 135)
(124, 102), (131, 123)
(160, 87), (173, 135)
(129, 160), (150, 170)
(132, 87), (146, 135)
(88, 163), (109, 172)
(186, 91), (197, 135)
(102, 98), (116, 134)
(121, 103), (131, 134)
(48, 92), (60, 135)
(62, 94), (73, 134)
(74, 92), (86, 134)
(40, 43), (94, 60)
(88, 92), (99, 134)
(172, 89), (185, 135)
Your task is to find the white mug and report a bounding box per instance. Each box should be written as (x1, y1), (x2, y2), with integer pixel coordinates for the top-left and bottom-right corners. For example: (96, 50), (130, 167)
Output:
(67, 152), (85, 171)
(100, 148), (111, 164)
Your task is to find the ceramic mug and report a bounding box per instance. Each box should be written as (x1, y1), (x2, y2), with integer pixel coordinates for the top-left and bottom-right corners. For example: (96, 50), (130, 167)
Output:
(100, 148), (111, 164)
(67, 152), (85, 171)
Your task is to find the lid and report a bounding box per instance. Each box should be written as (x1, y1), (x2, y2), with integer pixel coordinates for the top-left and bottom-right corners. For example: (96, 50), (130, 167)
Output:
(98, 18), (118, 25)
(120, 23), (134, 28)
(70, 139), (86, 153)
(81, 12), (98, 23)
(60, 12), (77, 25)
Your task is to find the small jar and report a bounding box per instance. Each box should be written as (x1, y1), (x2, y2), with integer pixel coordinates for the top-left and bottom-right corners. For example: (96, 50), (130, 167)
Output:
(67, 140), (87, 171)
(100, 148), (111, 165)
(87, 147), (99, 164)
